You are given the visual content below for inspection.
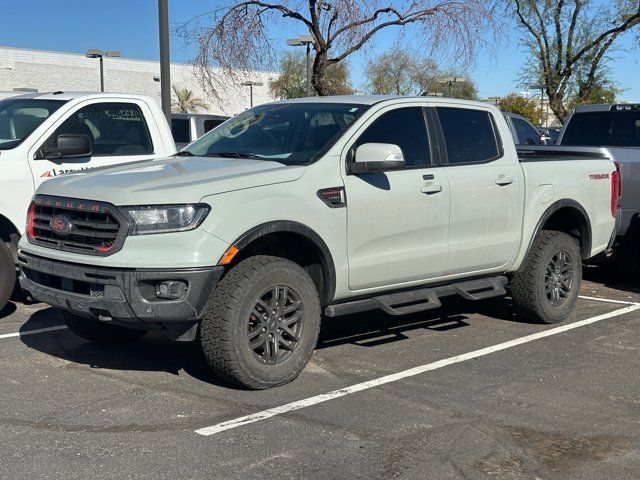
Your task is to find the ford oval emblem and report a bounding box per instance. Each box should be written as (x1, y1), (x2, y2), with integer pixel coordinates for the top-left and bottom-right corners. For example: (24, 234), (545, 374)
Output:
(50, 215), (73, 236)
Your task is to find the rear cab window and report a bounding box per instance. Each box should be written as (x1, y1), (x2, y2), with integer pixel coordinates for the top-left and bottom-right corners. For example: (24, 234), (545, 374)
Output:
(562, 110), (640, 146)
(436, 107), (501, 164)
(203, 119), (225, 133)
(171, 118), (190, 144)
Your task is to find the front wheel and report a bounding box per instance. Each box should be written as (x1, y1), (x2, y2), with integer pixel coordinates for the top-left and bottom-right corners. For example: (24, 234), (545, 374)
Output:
(200, 255), (321, 389)
(510, 230), (581, 324)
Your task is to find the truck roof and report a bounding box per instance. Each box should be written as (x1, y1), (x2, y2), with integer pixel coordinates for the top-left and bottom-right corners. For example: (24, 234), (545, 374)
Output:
(4, 91), (155, 102)
(265, 95), (498, 110)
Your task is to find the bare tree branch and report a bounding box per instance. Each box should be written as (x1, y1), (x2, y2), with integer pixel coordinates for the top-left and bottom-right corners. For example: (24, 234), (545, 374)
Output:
(185, 0), (496, 97)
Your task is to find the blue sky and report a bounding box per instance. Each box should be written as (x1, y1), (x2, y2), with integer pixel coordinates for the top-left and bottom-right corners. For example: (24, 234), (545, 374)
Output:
(1, 0), (639, 100)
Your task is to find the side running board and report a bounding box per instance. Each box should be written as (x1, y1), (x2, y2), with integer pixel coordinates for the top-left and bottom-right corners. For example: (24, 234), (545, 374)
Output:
(325, 276), (507, 317)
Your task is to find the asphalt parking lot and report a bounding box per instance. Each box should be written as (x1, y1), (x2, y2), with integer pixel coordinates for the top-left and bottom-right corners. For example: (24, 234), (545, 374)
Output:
(1, 267), (639, 480)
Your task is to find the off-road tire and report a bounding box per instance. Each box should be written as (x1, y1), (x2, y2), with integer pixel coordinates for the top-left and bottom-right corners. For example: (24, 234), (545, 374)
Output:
(60, 310), (146, 344)
(510, 230), (581, 324)
(0, 241), (14, 314)
(200, 255), (321, 390)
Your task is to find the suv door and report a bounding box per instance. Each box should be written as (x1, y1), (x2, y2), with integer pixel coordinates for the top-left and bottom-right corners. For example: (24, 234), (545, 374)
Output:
(30, 101), (156, 182)
(434, 106), (524, 274)
(343, 105), (450, 290)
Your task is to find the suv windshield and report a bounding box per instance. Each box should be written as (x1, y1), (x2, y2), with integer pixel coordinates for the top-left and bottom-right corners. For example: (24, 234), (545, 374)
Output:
(183, 102), (369, 165)
(0, 98), (67, 150)
(562, 110), (640, 146)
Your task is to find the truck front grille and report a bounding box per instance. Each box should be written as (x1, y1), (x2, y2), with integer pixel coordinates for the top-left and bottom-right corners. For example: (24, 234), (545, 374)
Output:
(27, 195), (128, 256)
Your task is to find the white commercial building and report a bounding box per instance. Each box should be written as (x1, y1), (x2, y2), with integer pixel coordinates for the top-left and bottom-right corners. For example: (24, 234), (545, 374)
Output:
(0, 46), (276, 115)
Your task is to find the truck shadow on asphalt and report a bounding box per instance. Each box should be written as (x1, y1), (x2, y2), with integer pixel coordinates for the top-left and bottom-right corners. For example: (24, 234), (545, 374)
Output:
(583, 264), (640, 294)
(0, 301), (17, 319)
(17, 296), (535, 389)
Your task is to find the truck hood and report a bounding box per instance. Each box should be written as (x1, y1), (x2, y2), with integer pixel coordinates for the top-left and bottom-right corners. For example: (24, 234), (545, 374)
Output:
(35, 156), (306, 205)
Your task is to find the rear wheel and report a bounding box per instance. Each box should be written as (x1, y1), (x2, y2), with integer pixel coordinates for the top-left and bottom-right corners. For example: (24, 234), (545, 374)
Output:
(510, 230), (581, 324)
(60, 310), (146, 344)
(200, 255), (321, 389)
(0, 241), (14, 314)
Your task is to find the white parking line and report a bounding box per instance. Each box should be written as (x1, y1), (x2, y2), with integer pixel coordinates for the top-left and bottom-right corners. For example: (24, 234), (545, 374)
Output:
(578, 295), (638, 306)
(196, 303), (640, 436)
(0, 325), (67, 340)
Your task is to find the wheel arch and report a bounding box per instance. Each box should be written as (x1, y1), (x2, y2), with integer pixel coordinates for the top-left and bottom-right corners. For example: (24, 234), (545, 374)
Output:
(224, 221), (336, 305)
(526, 199), (592, 260)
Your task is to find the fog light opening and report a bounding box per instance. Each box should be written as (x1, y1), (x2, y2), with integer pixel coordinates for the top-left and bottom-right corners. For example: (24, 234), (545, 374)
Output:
(156, 280), (188, 300)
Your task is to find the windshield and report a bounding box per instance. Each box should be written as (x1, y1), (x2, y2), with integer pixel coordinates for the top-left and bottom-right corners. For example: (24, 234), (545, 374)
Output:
(183, 102), (369, 165)
(0, 98), (67, 150)
(561, 110), (640, 147)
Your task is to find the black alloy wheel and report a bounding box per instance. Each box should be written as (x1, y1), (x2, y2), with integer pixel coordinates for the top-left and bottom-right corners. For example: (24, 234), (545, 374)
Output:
(248, 285), (304, 365)
(545, 250), (573, 306)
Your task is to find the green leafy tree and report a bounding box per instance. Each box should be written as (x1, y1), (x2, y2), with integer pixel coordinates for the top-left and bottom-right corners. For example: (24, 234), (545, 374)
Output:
(499, 93), (541, 124)
(365, 47), (439, 95)
(566, 78), (621, 110)
(171, 85), (208, 113)
(511, 0), (640, 122)
(269, 52), (352, 99)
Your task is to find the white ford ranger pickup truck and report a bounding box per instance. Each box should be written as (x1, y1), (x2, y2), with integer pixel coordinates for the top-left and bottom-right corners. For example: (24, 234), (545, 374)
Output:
(17, 96), (618, 389)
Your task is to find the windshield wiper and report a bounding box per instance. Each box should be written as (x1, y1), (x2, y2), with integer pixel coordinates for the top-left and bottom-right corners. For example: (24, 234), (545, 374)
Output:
(206, 152), (267, 160)
(174, 150), (194, 156)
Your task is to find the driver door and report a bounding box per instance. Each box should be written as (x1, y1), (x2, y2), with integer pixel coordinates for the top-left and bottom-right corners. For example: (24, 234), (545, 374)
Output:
(342, 105), (450, 291)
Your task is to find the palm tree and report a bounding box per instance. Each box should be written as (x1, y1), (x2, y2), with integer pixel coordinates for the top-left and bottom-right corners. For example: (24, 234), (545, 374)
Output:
(171, 85), (208, 113)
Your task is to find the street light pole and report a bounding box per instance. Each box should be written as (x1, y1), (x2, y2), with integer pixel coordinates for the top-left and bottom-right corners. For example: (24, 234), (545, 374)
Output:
(158, 0), (171, 124)
(438, 76), (467, 98)
(287, 35), (314, 97)
(99, 56), (104, 92)
(86, 49), (121, 92)
(241, 81), (264, 108)
(305, 42), (311, 97)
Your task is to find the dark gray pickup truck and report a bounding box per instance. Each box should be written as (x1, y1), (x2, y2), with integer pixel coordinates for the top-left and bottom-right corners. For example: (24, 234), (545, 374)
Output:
(555, 104), (640, 270)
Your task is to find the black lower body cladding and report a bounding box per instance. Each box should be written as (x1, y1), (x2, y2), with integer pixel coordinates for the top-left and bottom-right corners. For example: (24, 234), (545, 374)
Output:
(18, 252), (223, 327)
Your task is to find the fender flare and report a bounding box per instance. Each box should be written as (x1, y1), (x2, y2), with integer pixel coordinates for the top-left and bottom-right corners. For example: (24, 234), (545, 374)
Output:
(230, 221), (336, 304)
(524, 199), (592, 261)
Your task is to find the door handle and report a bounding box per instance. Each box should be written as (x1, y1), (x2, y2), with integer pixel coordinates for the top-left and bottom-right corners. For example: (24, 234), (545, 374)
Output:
(495, 175), (514, 186)
(421, 183), (443, 194)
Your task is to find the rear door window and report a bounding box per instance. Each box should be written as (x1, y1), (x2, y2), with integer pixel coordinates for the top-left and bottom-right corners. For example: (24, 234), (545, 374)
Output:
(562, 110), (640, 146)
(436, 107), (500, 164)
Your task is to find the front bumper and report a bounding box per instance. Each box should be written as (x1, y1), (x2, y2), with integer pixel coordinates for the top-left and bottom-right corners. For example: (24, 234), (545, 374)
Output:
(19, 252), (223, 325)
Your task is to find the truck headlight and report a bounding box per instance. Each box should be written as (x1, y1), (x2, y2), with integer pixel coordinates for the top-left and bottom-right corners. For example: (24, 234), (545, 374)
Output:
(120, 204), (210, 235)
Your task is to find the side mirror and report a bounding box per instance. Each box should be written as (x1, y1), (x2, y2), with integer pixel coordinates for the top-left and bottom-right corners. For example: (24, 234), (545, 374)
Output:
(349, 143), (406, 174)
(35, 134), (91, 160)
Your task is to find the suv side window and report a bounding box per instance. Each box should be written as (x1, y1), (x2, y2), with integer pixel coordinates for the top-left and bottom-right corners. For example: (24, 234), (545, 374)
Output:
(354, 107), (431, 167)
(46, 102), (154, 156)
(437, 107), (500, 164)
(512, 117), (541, 145)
